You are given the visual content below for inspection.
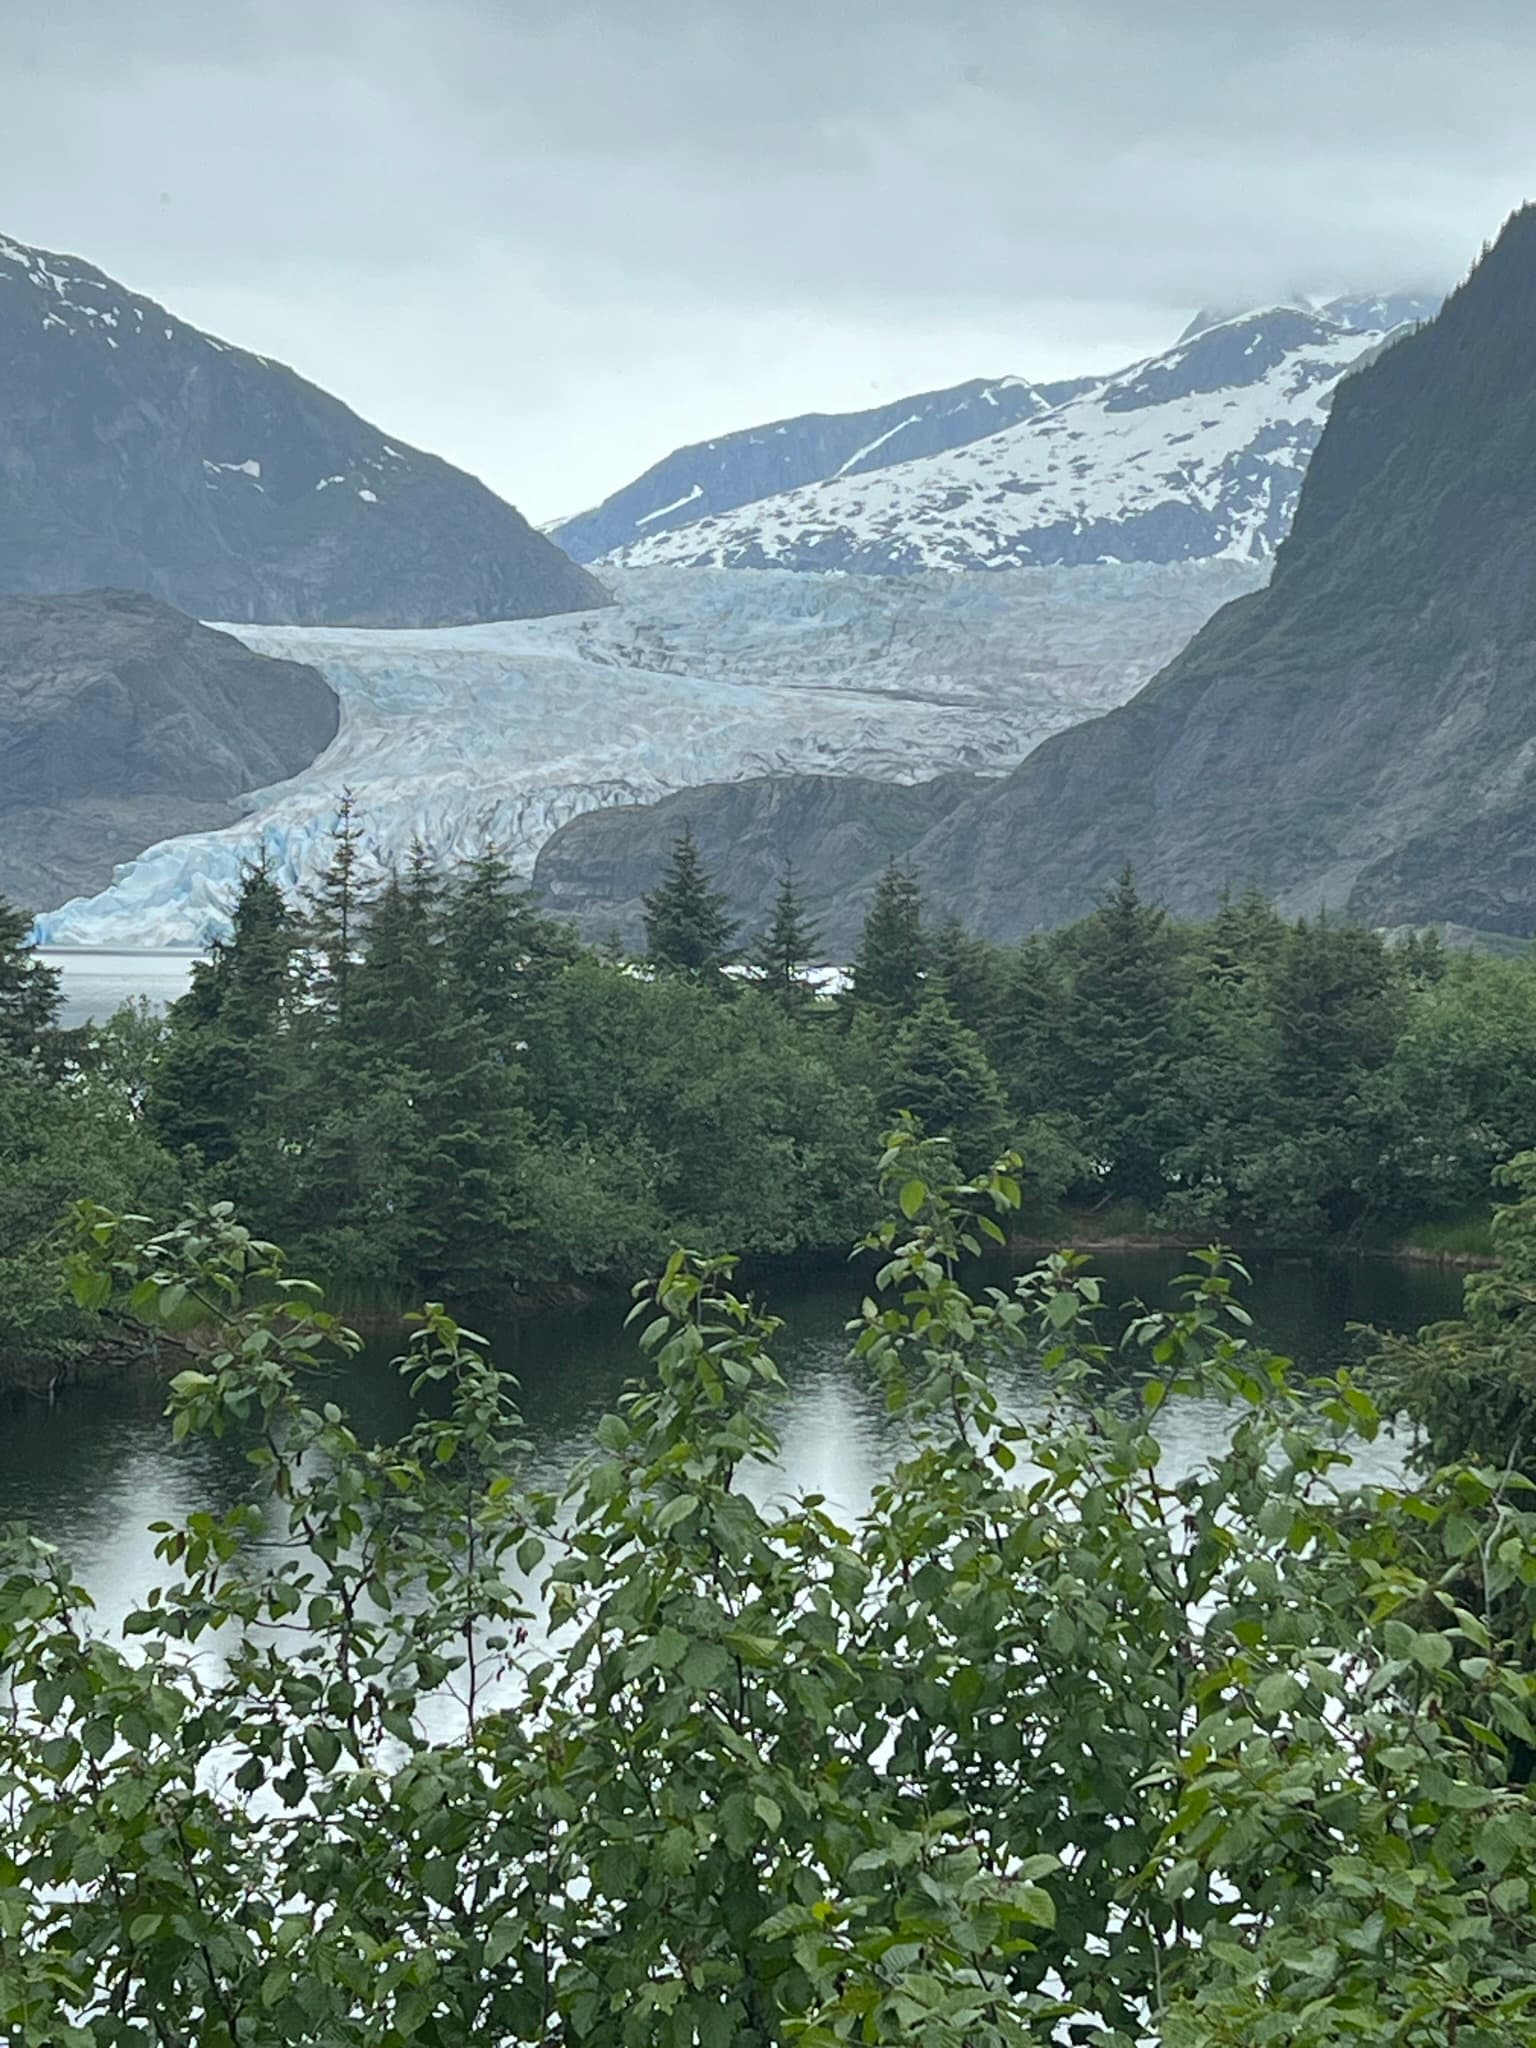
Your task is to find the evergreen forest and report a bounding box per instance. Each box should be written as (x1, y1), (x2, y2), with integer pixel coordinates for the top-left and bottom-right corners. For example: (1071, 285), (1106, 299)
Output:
(3, 815), (1536, 1390)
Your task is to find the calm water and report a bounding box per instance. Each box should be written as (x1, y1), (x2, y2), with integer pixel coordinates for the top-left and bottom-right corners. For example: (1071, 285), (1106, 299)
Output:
(0, 1249), (1466, 1632)
(41, 947), (200, 1028)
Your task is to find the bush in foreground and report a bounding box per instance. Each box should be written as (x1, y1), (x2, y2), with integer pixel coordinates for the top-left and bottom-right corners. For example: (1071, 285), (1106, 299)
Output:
(5, 1140), (1536, 2043)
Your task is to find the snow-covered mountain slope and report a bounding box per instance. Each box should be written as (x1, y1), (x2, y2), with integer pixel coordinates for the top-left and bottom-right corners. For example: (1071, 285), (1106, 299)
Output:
(0, 230), (605, 625)
(606, 304), (1430, 575)
(548, 375), (1095, 563)
(33, 560), (1264, 947)
(1175, 290), (1438, 345)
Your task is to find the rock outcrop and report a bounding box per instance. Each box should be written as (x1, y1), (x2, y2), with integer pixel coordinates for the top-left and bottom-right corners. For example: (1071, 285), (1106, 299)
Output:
(0, 590), (338, 913)
(533, 772), (980, 952)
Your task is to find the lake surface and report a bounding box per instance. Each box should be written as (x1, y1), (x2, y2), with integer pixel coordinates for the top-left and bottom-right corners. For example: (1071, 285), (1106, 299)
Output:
(41, 947), (200, 1028)
(0, 1248), (1466, 1634)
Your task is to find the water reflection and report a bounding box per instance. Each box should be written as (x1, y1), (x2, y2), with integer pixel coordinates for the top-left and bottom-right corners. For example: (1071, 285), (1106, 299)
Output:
(0, 1249), (1468, 1628)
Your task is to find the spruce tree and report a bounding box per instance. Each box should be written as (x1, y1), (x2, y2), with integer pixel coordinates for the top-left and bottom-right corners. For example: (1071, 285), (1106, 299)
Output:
(1271, 915), (1407, 1100)
(152, 860), (297, 1165)
(443, 846), (579, 1034)
(0, 893), (62, 1064)
(1397, 925), (1449, 990)
(850, 864), (927, 1013)
(348, 867), (445, 1067)
(331, 859), (533, 1302)
(991, 935), (1071, 1118)
(305, 789), (368, 1027)
(927, 917), (1004, 1044)
(1057, 864), (1184, 1204)
(750, 863), (821, 1008)
(643, 826), (738, 981)
(1201, 885), (1289, 991)
(881, 990), (1010, 1169)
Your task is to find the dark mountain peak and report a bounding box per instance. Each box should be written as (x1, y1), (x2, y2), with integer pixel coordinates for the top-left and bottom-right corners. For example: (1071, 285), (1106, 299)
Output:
(0, 227), (607, 627)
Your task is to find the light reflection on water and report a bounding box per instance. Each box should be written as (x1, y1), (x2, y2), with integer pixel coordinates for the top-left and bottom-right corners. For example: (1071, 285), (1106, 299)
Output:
(0, 1250), (1465, 1638)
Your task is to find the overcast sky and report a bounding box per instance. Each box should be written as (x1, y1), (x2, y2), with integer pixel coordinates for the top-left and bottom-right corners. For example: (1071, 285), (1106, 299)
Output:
(2, 1), (1530, 521)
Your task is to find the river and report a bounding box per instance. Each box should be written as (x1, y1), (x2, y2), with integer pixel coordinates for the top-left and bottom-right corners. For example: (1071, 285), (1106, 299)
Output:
(0, 1247), (1465, 1633)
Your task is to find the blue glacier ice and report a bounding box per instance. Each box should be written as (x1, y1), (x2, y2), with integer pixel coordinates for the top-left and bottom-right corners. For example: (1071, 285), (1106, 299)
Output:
(34, 562), (1263, 948)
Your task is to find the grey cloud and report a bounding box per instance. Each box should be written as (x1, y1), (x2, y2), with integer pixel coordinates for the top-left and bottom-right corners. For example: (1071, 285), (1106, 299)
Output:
(1, 1), (1531, 514)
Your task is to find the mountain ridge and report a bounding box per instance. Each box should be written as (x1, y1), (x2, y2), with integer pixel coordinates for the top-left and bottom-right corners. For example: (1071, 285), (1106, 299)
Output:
(0, 230), (607, 626)
(548, 373), (1096, 562)
(555, 291), (1439, 576)
(604, 297), (1439, 576)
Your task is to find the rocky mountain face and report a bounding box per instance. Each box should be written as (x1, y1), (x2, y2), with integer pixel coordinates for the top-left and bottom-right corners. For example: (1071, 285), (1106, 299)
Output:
(0, 231), (607, 626)
(905, 215), (1536, 939)
(548, 374), (1096, 562)
(533, 772), (982, 952)
(603, 298), (1434, 575)
(534, 217), (1536, 946)
(565, 293), (1438, 578)
(0, 590), (337, 913)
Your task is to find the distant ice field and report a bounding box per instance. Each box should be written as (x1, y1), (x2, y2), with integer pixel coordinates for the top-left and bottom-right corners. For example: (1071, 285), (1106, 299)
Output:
(34, 561), (1264, 948)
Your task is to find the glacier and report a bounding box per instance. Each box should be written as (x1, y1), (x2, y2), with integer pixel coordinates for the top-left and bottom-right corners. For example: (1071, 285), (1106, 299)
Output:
(33, 561), (1264, 949)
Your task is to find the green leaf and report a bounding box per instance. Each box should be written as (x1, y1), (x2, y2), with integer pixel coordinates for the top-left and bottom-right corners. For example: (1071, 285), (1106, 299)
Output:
(899, 1179), (926, 1220)
(1255, 1671), (1302, 1716)
(168, 1369), (216, 1399)
(305, 1726), (341, 1773)
(595, 1412), (629, 1452)
(1410, 1630), (1453, 1673)
(67, 1264), (111, 1313)
(1010, 1883), (1056, 1928)
(752, 1793), (783, 1835)
(656, 1494), (698, 1535)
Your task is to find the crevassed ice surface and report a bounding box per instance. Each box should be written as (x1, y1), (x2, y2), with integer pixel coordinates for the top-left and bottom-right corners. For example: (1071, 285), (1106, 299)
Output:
(35, 561), (1265, 947)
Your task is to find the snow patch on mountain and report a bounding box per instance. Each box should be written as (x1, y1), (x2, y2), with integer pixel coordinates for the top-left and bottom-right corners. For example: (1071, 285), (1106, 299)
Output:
(0, 226), (607, 625)
(549, 378), (1056, 563)
(606, 307), (1422, 576)
(33, 560), (1264, 947)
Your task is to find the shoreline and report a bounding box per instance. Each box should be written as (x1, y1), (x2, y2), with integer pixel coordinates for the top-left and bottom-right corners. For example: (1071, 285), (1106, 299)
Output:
(1009, 1228), (1494, 1271)
(2, 1230), (1485, 1411)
